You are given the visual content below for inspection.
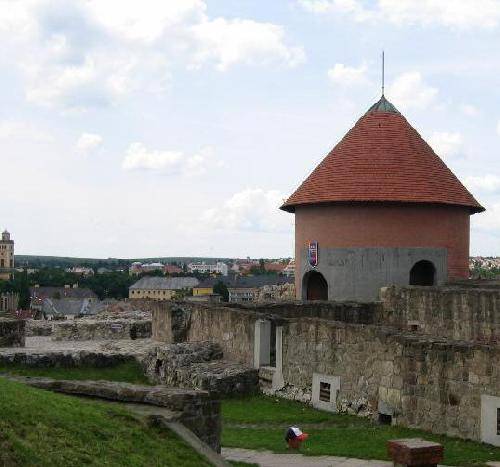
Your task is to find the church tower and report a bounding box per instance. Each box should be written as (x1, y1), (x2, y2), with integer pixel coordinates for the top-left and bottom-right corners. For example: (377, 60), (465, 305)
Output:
(0, 230), (15, 280)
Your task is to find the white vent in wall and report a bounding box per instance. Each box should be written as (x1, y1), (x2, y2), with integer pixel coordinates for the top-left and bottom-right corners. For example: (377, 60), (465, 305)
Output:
(481, 395), (500, 447)
(312, 373), (340, 413)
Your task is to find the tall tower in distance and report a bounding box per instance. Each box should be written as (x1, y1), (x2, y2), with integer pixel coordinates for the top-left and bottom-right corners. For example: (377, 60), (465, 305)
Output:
(0, 230), (14, 280)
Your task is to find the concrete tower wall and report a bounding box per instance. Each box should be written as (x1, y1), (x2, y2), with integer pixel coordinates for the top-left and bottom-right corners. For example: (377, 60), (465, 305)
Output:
(295, 204), (470, 301)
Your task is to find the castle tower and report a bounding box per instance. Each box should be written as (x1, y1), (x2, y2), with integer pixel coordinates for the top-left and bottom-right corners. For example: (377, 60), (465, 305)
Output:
(0, 230), (15, 280)
(281, 96), (484, 301)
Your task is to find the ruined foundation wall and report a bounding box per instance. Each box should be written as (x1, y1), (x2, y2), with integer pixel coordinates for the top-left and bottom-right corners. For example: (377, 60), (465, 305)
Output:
(152, 302), (257, 366)
(52, 319), (151, 341)
(379, 285), (500, 343)
(0, 318), (25, 347)
(281, 319), (403, 411)
(281, 317), (500, 441)
(394, 337), (500, 441)
(232, 301), (378, 323)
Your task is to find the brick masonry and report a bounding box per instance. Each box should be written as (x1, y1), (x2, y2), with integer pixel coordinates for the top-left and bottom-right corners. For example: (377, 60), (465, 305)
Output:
(294, 204), (471, 298)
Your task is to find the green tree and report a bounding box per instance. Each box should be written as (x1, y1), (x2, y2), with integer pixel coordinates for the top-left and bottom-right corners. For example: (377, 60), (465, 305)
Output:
(213, 280), (229, 301)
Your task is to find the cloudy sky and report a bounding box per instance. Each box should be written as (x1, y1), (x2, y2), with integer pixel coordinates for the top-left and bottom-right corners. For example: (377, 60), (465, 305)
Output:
(1, 0), (499, 259)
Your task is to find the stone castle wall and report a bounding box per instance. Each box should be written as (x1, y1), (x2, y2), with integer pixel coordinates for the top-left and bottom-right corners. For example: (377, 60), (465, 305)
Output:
(280, 317), (500, 441)
(281, 318), (400, 409)
(0, 318), (25, 347)
(151, 291), (500, 443)
(153, 302), (258, 365)
(379, 285), (500, 343)
(52, 319), (151, 341)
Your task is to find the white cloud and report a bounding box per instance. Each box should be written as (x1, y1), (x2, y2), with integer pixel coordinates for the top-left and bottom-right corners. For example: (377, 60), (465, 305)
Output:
(85, 0), (206, 43)
(76, 132), (102, 155)
(465, 175), (500, 193)
(298, 0), (372, 21)
(472, 203), (500, 233)
(190, 18), (305, 71)
(386, 71), (438, 110)
(428, 131), (463, 159)
(0, 0), (303, 111)
(122, 143), (217, 175)
(0, 120), (53, 142)
(201, 188), (292, 233)
(298, 0), (500, 29)
(378, 0), (500, 29)
(327, 63), (368, 86)
(460, 104), (480, 117)
(122, 143), (183, 172)
(497, 120), (500, 135)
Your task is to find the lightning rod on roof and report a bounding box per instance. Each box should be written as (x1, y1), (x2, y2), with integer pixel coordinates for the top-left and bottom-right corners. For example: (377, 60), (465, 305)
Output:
(382, 50), (385, 97)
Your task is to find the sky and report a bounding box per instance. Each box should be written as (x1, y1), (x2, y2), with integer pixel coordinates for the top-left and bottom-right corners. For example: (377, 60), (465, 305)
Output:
(1, 0), (499, 259)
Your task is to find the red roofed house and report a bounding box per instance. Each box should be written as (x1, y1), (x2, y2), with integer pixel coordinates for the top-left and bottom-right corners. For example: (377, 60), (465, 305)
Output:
(281, 95), (484, 301)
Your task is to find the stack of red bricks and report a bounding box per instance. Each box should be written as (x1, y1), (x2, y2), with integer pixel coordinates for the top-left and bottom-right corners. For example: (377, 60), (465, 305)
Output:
(387, 438), (444, 467)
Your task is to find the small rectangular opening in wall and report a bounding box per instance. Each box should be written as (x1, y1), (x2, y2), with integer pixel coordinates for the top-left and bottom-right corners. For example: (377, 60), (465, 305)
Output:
(319, 382), (331, 402)
(378, 413), (392, 425)
(270, 321), (276, 367)
(497, 408), (500, 435)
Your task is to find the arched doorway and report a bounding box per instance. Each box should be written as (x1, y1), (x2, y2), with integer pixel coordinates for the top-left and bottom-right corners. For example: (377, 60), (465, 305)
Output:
(409, 260), (436, 286)
(304, 271), (328, 300)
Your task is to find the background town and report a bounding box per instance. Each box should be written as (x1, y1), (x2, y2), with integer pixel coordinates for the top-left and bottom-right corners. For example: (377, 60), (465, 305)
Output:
(0, 228), (499, 318)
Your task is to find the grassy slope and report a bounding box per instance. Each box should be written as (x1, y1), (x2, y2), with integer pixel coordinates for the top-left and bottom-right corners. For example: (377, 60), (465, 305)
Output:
(222, 395), (500, 467)
(0, 361), (151, 385)
(0, 377), (211, 467)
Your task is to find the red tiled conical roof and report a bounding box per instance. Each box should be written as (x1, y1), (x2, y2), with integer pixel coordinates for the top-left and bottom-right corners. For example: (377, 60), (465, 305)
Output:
(281, 96), (484, 214)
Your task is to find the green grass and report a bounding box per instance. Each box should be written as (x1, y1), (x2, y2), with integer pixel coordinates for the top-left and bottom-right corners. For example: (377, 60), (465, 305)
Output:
(222, 395), (500, 467)
(0, 376), (211, 466)
(0, 360), (151, 385)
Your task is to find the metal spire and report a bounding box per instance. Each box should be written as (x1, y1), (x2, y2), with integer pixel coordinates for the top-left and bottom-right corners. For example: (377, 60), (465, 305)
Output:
(381, 50), (385, 96)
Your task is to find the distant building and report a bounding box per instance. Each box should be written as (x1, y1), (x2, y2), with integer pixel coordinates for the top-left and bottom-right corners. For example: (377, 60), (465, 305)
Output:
(187, 261), (228, 276)
(164, 264), (183, 275)
(129, 262), (169, 276)
(129, 262), (143, 275)
(282, 259), (295, 278)
(0, 230), (14, 280)
(129, 276), (199, 301)
(66, 266), (94, 276)
(264, 262), (286, 274)
(186, 294), (222, 304)
(41, 298), (101, 320)
(142, 262), (165, 273)
(193, 278), (216, 296)
(228, 286), (258, 303)
(226, 276), (294, 303)
(0, 292), (18, 313)
(30, 285), (97, 312)
(97, 267), (112, 274)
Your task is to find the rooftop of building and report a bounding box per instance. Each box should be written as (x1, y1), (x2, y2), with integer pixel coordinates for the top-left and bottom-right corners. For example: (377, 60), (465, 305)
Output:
(129, 276), (199, 290)
(29, 286), (97, 300)
(281, 95), (484, 214)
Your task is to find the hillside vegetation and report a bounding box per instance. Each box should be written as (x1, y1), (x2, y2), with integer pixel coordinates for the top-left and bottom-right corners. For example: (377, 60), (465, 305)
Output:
(0, 377), (210, 466)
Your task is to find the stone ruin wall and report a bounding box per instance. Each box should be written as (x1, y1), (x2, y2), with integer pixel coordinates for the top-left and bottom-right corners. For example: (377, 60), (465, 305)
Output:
(152, 302), (257, 366)
(280, 318), (401, 408)
(379, 285), (500, 343)
(52, 319), (151, 341)
(0, 318), (25, 347)
(151, 287), (500, 443)
(280, 317), (500, 441)
(395, 337), (500, 441)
